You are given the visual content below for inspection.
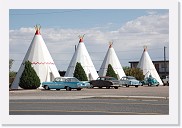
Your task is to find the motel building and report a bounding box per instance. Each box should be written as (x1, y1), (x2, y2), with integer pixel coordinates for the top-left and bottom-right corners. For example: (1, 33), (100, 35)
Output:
(129, 60), (169, 78)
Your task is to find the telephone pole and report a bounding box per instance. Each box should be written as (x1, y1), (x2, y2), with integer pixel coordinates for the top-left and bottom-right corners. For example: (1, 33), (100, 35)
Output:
(164, 46), (167, 77)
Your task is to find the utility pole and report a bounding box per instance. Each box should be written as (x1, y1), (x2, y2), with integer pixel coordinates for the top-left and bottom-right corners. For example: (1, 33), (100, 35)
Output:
(164, 46), (167, 77)
(75, 45), (77, 52)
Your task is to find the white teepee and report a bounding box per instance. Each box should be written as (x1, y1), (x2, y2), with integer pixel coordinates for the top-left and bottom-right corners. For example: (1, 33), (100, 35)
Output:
(11, 25), (60, 89)
(65, 35), (98, 80)
(98, 42), (126, 79)
(137, 46), (163, 85)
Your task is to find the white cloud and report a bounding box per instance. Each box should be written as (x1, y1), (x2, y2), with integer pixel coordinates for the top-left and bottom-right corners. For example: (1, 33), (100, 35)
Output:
(9, 13), (169, 72)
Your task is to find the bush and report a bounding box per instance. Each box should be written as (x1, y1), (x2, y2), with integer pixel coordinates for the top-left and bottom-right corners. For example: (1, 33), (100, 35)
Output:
(19, 61), (40, 89)
(73, 62), (88, 81)
(106, 64), (118, 79)
(124, 67), (144, 81)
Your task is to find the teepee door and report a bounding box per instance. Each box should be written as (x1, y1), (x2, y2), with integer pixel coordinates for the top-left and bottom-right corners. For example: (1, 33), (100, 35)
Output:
(50, 72), (54, 81)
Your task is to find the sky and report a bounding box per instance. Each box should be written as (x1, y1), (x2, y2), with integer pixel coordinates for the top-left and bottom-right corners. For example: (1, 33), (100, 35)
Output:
(9, 9), (169, 72)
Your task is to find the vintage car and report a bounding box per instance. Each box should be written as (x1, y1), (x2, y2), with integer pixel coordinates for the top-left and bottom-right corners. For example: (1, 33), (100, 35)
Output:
(141, 75), (159, 86)
(89, 76), (120, 89)
(120, 76), (142, 88)
(42, 77), (91, 91)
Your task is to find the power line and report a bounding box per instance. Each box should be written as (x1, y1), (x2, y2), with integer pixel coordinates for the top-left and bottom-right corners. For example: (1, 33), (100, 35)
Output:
(10, 9), (86, 16)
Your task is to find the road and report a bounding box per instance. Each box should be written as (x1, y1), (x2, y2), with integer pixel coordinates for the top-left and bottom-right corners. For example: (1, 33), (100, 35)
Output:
(9, 86), (169, 115)
(10, 98), (168, 115)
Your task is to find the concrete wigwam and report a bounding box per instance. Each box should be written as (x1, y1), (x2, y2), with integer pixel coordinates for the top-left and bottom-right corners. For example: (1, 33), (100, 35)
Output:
(11, 25), (60, 89)
(98, 42), (126, 79)
(137, 46), (163, 85)
(65, 35), (98, 80)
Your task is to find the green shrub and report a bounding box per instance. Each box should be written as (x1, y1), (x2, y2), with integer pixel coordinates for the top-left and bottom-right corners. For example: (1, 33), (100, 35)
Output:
(73, 62), (88, 81)
(19, 61), (40, 89)
(124, 67), (144, 81)
(106, 64), (118, 79)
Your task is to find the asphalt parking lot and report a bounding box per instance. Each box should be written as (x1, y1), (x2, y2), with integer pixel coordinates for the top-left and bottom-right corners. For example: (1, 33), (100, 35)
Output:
(9, 85), (169, 100)
(9, 86), (169, 115)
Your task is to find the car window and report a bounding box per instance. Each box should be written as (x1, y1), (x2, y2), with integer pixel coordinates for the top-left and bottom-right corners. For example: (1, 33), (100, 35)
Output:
(65, 78), (71, 82)
(97, 77), (101, 80)
(55, 78), (61, 82)
(101, 78), (105, 80)
(127, 76), (136, 80)
(70, 78), (79, 82)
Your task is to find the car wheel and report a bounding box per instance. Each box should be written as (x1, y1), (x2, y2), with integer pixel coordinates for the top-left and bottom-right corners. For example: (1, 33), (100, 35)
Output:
(114, 87), (118, 89)
(99, 87), (102, 89)
(135, 85), (138, 88)
(44, 85), (50, 90)
(77, 88), (81, 91)
(106, 86), (110, 89)
(66, 86), (71, 91)
(56, 89), (60, 91)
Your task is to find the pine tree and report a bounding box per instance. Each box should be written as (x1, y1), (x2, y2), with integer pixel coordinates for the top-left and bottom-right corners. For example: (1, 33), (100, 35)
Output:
(106, 64), (118, 79)
(73, 62), (88, 81)
(19, 61), (40, 89)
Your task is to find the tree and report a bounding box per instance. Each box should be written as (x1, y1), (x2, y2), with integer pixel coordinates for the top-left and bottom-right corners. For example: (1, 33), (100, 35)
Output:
(106, 64), (118, 79)
(73, 62), (88, 81)
(9, 59), (16, 77)
(123, 67), (144, 81)
(9, 59), (14, 70)
(19, 61), (40, 89)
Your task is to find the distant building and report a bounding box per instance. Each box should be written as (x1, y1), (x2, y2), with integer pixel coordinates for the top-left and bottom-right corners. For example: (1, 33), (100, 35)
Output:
(129, 60), (169, 78)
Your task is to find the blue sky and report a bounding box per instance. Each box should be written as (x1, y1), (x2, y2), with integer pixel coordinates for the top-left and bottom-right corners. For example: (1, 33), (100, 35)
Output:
(9, 9), (169, 71)
(10, 9), (167, 29)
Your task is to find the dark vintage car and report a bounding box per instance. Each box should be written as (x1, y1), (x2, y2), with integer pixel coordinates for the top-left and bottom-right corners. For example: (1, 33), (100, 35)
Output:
(89, 76), (120, 89)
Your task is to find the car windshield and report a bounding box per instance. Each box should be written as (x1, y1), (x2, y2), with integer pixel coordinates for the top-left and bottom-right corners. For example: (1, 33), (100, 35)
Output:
(106, 77), (117, 80)
(54, 77), (62, 82)
(127, 76), (136, 80)
(66, 78), (80, 82)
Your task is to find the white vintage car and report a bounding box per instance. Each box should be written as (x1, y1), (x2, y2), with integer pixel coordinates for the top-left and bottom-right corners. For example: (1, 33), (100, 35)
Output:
(120, 76), (142, 88)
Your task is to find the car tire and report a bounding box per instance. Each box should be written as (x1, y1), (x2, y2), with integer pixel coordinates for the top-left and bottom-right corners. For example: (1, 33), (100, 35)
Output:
(114, 87), (118, 89)
(106, 86), (110, 89)
(44, 85), (50, 90)
(77, 88), (81, 91)
(66, 86), (71, 91)
(56, 89), (60, 91)
(135, 85), (138, 88)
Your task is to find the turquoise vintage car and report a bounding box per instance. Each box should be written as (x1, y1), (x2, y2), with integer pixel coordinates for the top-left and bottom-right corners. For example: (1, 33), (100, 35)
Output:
(141, 75), (159, 86)
(42, 77), (91, 91)
(120, 76), (142, 88)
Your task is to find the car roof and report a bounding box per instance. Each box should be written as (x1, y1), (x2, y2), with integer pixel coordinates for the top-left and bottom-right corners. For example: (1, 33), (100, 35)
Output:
(98, 76), (114, 78)
(122, 76), (135, 78)
(60, 77), (75, 79)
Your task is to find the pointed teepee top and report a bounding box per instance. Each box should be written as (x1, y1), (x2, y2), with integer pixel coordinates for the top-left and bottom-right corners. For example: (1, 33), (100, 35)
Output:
(34, 24), (41, 35)
(143, 45), (147, 52)
(109, 41), (113, 48)
(78, 34), (85, 43)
